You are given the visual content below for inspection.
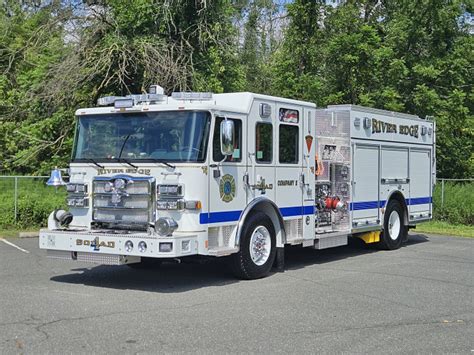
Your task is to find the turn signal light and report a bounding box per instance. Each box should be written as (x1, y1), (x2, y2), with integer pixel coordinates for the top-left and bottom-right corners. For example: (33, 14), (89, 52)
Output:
(185, 200), (202, 210)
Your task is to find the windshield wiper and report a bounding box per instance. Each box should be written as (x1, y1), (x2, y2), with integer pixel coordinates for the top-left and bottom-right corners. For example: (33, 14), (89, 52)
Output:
(86, 158), (104, 169)
(118, 158), (138, 169)
(118, 134), (131, 160)
(116, 133), (138, 169)
(149, 158), (175, 169)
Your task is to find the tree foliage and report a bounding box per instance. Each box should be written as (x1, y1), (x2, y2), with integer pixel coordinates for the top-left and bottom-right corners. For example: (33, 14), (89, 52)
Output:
(271, 0), (473, 178)
(0, 0), (472, 178)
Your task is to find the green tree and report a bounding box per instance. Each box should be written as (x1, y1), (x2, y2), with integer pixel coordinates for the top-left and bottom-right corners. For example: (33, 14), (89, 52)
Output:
(271, 0), (473, 178)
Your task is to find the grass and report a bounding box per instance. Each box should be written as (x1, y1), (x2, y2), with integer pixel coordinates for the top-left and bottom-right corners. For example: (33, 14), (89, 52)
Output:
(414, 220), (474, 238)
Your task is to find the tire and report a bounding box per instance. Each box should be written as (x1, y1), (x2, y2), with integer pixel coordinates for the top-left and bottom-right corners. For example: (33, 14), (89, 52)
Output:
(378, 199), (407, 250)
(126, 257), (162, 269)
(229, 212), (277, 280)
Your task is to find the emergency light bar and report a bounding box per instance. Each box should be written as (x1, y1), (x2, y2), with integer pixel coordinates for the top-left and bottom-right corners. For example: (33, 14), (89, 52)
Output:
(97, 93), (165, 107)
(171, 92), (213, 100)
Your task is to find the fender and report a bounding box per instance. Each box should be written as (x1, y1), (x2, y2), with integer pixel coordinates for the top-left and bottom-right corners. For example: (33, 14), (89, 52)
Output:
(384, 189), (409, 226)
(234, 196), (286, 248)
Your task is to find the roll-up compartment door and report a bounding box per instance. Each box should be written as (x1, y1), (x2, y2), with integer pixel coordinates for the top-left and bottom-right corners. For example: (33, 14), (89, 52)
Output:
(409, 149), (431, 217)
(352, 144), (379, 225)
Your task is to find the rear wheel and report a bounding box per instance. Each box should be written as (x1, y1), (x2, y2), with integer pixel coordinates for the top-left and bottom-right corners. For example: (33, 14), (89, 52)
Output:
(229, 212), (276, 279)
(378, 199), (406, 250)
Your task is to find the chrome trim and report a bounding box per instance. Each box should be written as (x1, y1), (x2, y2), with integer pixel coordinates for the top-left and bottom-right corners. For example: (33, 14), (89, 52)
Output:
(94, 192), (149, 196)
(94, 174), (156, 182)
(92, 206), (148, 210)
(92, 175), (156, 227)
(234, 196), (285, 247)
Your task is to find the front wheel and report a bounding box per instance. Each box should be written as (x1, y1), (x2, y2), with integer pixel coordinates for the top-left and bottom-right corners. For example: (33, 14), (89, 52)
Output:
(378, 199), (407, 250)
(229, 212), (276, 279)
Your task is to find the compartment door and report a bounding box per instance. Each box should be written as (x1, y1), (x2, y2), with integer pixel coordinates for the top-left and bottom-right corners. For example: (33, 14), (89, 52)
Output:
(409, 149), (432, 219)
(352, 144), (380, 226)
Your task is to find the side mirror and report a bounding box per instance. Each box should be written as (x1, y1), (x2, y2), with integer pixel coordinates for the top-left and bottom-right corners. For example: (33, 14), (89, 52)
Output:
(220, 119), (235, 156)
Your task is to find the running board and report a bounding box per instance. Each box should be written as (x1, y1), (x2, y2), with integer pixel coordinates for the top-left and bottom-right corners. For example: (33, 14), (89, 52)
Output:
(208, 247), (239, 257)
(314, 233), (348, 250)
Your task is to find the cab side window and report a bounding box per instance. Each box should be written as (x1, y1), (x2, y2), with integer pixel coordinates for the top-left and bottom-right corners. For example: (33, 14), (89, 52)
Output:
(279, 124), (299, 164)
(256, 123), (272, 163)
(213, 117), (242, 162)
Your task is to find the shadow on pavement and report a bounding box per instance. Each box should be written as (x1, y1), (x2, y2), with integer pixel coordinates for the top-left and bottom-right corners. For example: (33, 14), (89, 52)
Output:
(50, 233), (429, 293)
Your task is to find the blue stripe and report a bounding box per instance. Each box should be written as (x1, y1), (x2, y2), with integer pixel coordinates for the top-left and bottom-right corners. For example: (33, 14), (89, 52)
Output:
(200, 197), (431, 224)
(407, 197), (432, 205)
(303, 205), (315, 215)
(200, 205), (314, 224)
(199, 210), (242, 224)
(350, 196), (432, 211)
(350, 201), (383, 211)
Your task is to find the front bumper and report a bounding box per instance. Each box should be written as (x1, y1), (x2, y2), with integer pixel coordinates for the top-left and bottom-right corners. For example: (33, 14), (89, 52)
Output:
(39, 228), (199, 260)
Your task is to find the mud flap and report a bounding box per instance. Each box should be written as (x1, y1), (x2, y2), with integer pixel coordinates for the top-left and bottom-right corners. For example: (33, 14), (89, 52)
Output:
(273, 247), (285, 272)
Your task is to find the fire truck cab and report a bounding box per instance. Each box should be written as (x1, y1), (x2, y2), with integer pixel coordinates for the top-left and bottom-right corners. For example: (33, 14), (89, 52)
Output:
(40, 87), (435, 279)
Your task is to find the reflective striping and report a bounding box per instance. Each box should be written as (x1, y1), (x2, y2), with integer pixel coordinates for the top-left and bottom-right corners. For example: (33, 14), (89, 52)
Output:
(407, 197), (432, 205)
(280, 205), (314, 217)
(350, 197), (432, 211)
(200, 205), (315, 224)
(200, 197), (431, 224)
(350, 201), (384, 211)
(199, 210), (242, 224)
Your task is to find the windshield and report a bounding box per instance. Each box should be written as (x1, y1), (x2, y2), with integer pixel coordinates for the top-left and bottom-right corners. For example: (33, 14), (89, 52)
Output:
(73, 111), (211, 162)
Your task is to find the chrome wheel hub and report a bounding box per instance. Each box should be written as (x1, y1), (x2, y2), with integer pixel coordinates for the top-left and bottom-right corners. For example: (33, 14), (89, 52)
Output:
(249, 226), (271, 266)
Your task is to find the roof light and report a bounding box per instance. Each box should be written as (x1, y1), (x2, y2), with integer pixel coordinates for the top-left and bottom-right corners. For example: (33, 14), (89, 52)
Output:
(171, 92), (213, 100)
(149, 85), (164, 95)
(98, 96), (122, 106)
(97, 93), (166, 107)
(114, 98), (134, 109)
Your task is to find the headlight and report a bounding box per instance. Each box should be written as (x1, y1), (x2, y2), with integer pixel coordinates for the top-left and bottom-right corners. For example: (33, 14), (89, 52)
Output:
(157, 184), (183, 197)
(124, 240), (133, 253)
(159, 242), (173, 252)
(104, 182), (113, 192)
(67, 197), (88, 207)
(66, 183), (88, 194)
(156, 199), (199, 210)
(138, 241), (147, 253)
(155, 217), (178, 236)
(114, 178), (126, 189)
(156, 200), (184, 210)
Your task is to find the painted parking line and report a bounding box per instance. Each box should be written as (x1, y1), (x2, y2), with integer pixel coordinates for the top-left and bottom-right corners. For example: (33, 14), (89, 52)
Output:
(0, 238), (30, 254)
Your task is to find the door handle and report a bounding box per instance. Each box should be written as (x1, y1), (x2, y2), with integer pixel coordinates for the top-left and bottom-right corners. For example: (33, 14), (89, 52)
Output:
(243, 172), (249, 187)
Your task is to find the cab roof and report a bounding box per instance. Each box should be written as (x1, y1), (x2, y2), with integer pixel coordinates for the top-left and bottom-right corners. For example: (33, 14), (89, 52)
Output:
(75, 92), (316, 116)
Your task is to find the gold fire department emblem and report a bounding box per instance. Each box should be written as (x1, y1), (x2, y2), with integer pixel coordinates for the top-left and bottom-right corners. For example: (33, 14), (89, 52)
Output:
(219, 174), (236, 203)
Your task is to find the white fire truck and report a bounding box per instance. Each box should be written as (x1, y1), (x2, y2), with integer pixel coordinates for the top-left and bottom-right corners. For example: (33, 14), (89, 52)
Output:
(40, 86), (435, 279)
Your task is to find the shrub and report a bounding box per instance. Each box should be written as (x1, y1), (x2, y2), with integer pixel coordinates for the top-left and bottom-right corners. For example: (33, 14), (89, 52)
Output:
(0, 178), (66, 229)
(433, 181), (473, 226)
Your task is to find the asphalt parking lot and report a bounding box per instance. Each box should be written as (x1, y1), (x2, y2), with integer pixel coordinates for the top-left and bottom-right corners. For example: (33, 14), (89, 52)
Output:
(0, 233), (472, 354)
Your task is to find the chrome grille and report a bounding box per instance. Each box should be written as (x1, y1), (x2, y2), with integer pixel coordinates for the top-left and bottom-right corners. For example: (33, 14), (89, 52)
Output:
(92, 175), (155, 229)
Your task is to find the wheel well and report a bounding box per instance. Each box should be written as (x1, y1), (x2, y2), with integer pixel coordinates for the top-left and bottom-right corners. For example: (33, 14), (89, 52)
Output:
(386, 191), (408, 226)
(235, 197), (286, 248)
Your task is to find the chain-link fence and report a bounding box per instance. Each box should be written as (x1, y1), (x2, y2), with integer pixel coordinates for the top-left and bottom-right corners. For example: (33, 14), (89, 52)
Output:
(0, 176), (67, 229)
(434, 178), (473, 225)
(0, 175), (472, 229)
(438, 178), (473, 207)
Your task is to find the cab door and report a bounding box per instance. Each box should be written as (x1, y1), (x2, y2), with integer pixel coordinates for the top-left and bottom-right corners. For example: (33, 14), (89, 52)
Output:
(274, 105), (304, 243)
(206, 116), (247, 226)
(247, 100), (276, 203)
